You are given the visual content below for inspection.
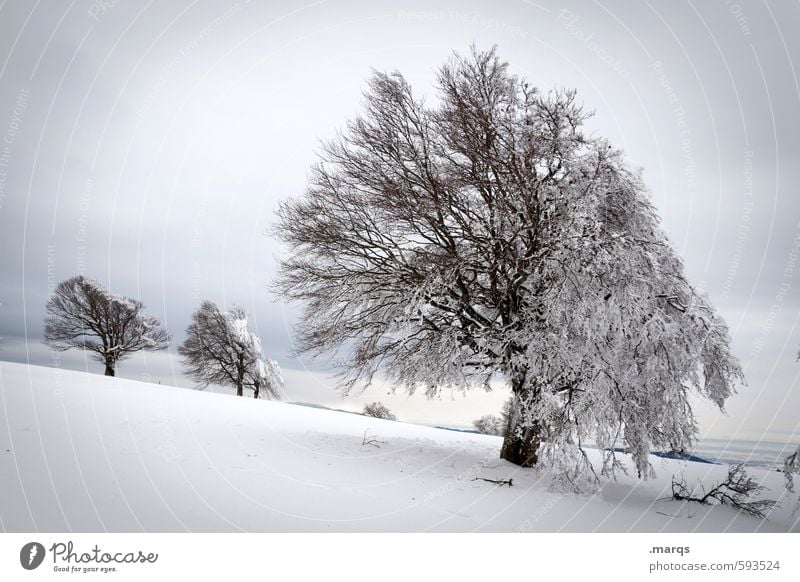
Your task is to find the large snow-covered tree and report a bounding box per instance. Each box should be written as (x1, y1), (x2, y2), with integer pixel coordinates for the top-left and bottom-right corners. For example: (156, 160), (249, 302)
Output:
(274, 47), (743, 481)
(44, 275), (171, 376)
(179, 301), (282, 399)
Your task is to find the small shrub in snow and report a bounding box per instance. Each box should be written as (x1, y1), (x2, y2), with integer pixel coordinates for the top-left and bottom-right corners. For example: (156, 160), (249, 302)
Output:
(361, 429), (386, 448)
(362, 402), (396, 421)
(473, 414), (503, 436)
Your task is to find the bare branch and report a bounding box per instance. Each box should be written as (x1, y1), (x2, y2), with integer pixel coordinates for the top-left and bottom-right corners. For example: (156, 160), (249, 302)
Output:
(671, 465), (777, 519)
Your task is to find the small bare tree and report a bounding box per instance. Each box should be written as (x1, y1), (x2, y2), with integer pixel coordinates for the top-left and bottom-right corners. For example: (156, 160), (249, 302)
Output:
(179, 301), (282, 398)
(44, 276), (170, 376)
(362, 401), (397, 421)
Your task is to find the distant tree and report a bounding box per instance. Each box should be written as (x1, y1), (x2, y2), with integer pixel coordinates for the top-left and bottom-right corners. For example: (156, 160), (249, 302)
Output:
(179, 301), (282, 398)
(44, 275), (170, 376)
(274, 46), (742, 482)
(473, 414), (503, 436)
(362, 401), (397, 421)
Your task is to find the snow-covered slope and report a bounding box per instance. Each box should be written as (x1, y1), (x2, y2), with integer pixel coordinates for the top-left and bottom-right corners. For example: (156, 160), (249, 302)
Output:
(0, 362), (795, 532)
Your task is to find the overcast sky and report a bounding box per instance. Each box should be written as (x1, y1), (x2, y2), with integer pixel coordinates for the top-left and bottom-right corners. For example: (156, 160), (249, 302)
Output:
(0, 0), (798, 440)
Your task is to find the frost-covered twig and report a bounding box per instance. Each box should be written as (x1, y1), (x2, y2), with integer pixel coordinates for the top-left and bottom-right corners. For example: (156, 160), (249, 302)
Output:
(784, 445), (800, 493)
(784, 445), (800, 514)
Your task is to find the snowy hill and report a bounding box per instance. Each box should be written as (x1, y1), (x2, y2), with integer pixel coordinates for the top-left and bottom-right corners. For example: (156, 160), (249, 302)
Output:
(0, 362), (795, 532)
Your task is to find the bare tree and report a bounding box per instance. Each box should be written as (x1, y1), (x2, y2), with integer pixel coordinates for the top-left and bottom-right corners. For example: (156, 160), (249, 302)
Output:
(362, 401), (397, 421)
(44, 275), (170, 376)
(178, 301), (282, 398)
(274, 46), (742, 479)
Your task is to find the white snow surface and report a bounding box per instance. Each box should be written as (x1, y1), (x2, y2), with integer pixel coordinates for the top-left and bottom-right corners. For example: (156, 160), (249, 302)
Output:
(0, 362), (796, 532)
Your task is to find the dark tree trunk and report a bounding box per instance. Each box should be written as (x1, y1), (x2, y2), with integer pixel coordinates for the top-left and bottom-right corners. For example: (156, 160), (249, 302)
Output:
(500, 420), (542, 466)
(253, 382), (260, 399)
(236, 357), (245, 396)
(500, 373), (543, 467)
(104, 356), (115, 377)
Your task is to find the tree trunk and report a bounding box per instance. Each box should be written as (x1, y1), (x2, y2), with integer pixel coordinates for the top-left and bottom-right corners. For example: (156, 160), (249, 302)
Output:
(104, 356), (115, 377)
(253, 382), (260, 399)
(500, 373), (543, 467)
(500, 420), (542, 466)
(236, 357), (245, 396)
